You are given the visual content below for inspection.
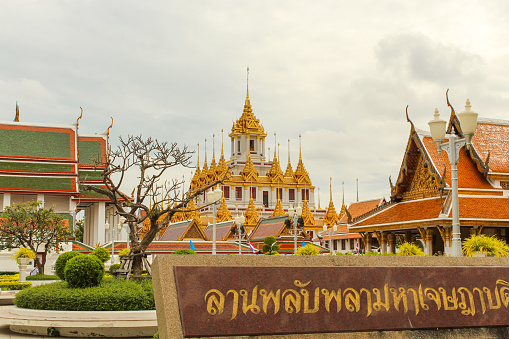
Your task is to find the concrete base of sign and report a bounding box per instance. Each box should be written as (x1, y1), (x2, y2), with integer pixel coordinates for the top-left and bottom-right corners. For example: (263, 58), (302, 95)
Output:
(0, 306), (157, 337)
(0, 291), (18, 305)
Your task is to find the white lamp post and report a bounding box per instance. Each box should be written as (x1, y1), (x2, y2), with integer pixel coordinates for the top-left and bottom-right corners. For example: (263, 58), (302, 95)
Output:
(233, 215), (246, 255)
(287, 205), (304, 254)
(428, 100), (478, 257)
(323, 224), (338, 254)
(206, 188), (223, 255)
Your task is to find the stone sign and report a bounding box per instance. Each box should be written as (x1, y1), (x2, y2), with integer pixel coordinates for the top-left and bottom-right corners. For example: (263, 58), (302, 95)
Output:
(152, 256), (509, 339)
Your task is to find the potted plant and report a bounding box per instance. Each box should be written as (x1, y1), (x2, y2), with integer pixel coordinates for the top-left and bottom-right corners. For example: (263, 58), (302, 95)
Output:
(462, 234), (509, 257)
(11, 248), (36, 265)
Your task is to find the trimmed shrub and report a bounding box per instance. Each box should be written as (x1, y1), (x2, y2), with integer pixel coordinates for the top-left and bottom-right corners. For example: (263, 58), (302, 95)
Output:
(14, 278), (155, 311)
(55, 252), (83, 281)
(90, 246), (110, 263)
(262, 236), (280, 255)
(118, 248), (130, 257)
(297, 244), (320, 255)
(0, 271), (18, 275)
(26, 274), (59, 281)
(172, 249), (196, 255)
(0, 274), (19, 282)
(0, 281), (32, 290)
(462, 234), (509, 257)
(109, 264), (121, 274)
(65, 255), (105, 288)
(397, 242), (425, 256)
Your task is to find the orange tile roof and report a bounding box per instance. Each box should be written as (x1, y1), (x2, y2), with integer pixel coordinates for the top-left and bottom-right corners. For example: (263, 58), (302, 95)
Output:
(472, 120), (509, 173)
(203, 220), (235, 240)
(421, 135), (493, 189)
(339, 199), (384, 224)
(353, 198), (443, 227)
(159, 221), (192, 241)
(454, 197), (509, 219)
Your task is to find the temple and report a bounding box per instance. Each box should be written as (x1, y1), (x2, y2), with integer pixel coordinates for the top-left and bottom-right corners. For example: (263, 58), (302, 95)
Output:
(0, 106), (126, 247)
(347, 97), (509, 255)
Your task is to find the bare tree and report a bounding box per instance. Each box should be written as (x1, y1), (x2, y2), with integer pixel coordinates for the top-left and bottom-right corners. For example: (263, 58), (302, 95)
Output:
(83, 135), (224, 276)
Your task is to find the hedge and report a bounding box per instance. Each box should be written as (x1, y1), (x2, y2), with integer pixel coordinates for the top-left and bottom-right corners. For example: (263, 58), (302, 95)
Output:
(0, 271), (18, 276)
(14, 278), (154, 311)
(26, 275), (59, 281)
(0, 282), (32, 290)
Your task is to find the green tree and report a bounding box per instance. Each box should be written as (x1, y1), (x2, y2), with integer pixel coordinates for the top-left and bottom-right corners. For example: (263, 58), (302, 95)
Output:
(74, 219), (84, 243)
(262, 236), (280, 255)
(0, 201), (71, 273)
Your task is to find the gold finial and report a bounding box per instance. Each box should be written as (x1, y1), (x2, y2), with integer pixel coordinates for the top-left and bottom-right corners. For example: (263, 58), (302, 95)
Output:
(106, 117), (114, 138)
(76, 107), (83, 128)
(221, 129), (224, 156)
(299, 134), (302, 159)
(342, 181), (345, 204)
(268, 147), (271, 162)
(246, 66), (250, 100)
(329, 177), (332, 201)
(212, 134), (216, 161)
(318, 187), (321, 209)
(204, 139), (208, 164)
(273, 133), (277, 160)
(197, 143), (200, 167)
(356, 178), (359, 202)
(14, 102), (19, 122)
(278, 143), (280, 161)
(288, 139), (291, 164)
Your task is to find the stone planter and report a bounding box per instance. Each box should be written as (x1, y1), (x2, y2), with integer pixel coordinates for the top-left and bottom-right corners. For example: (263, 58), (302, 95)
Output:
(472, 252), (486, 257)
(0, 306), (157, 337)
(17, 257), (31, 265)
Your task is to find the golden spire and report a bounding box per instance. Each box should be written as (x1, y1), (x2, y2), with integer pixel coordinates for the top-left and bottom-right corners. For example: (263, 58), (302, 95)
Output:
(185, 199), (202, 224)
(200, 139), (209, 185)
(229, 68), (267, 139)
(318, 187), (321, 209)
(324, 177), (339, 227)
(294, 134), (311, 184)
(190, 143), (201, 191)
(271, 190), (285, 217)
(356, 178), (359, 202)
(208, 134), (218, 183)
(338, 181), (347, 220)
(14, 102), (19, 122)
(284, 139), (294, 178)
(267, 133), (284, 183)
(301, 199), (316, 226)
(217, 129), (228, 179)
(241, 153), (259, 182)
(216, 192), (233, 223)
(244, 193), (259, 226)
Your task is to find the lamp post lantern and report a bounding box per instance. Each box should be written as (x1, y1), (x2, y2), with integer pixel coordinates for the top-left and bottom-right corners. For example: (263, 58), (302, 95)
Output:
(323, 224), (338, 254)
(207, 188), (223, 255)
(428, 100), (478, 257)
(232, 215), (246, 255)
(286, 205), (304, 254)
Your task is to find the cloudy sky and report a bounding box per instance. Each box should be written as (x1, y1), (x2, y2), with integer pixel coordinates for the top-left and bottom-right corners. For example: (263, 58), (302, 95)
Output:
(1, 1), (508, 208)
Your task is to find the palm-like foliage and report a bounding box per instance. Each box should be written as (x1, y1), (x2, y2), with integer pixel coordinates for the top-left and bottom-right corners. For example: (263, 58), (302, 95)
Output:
(462, 235), (509, 257)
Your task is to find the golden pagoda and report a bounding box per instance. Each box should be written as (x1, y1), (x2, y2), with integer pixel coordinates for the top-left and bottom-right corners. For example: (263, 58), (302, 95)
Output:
(323, 178), (339, 227)
(216, 195), (233, 223)
(293, 135), (311, 185)
(241, 154), (258, 182)
(284, 139), (294, 178)
(244, 194), (259, 228)
(338, 181), (347, 220)
(271, 192), (285, 217)
(301, 199), (316, 226)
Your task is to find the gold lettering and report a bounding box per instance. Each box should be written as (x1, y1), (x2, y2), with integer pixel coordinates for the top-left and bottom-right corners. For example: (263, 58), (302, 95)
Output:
(418, 284), (429, 311)
(240, 286), (261, 314)
(424, 287), (441, 311)
(205, 289), (225, 316)
(226, 290), (239, 320)
(360, 288), (373, 317)
(390, 287), (408, 313)
(439, 287), (458, 311)
(483, 286), (501, 310)
(457, 287), (476, 316)
(496, 280), (509, 308)
(406, 288), (420, 316)
(372, 284), (390, 312)
(301, 287), (320, 313)
(321, 288), (341, 313)
(473, 288), (486, 314)
(282, 289), (301, 313)
(343, 288), (360, 313)
(259, 289), (281, 315)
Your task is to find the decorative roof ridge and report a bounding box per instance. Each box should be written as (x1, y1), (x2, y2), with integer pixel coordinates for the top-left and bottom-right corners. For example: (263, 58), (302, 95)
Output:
(0, 120), (78, 130)
(349, 199), (395, 225)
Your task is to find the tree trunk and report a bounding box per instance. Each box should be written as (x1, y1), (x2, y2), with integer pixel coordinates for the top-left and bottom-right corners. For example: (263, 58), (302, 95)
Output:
(34, 257), (44, 275)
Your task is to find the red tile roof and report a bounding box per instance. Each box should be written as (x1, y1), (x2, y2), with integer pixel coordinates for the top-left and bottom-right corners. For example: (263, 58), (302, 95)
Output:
(472, 120), (509, 173)
(353, 197), (443, 227)
(159, 221), (192, 241)
(455, 197), (509, 219)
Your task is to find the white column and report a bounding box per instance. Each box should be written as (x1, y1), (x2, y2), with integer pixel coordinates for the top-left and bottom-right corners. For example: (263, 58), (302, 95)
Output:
(37, 194), (44, 208)
(2, 193), (11, 211)
(449, 135), (462, 257)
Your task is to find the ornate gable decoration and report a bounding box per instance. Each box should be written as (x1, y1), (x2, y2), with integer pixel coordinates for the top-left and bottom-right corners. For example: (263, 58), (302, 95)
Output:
(324, 200), (339, 227)
(267, 156), (285, 183)
(180, 219), (207, 241)
(184, 200), (201, 224)
(229, 88), (267, 138)
(401, 156), (441, 201)
(294, 157), (311, 185)
(241, 154), (259, 182)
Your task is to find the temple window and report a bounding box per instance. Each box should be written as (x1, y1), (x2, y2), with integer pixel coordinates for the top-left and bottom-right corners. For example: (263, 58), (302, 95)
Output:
(235, 187), (242, 200)
(250, 139), (255, 152)
(223, 186), (230, 200)
(263, 191), (269, 207)
(301, 189), (309, 201)
(237, 140), (240, 154)
(289, 189), (295, 201)
(250, 187), (256, 200)
(350, 239), (355, 250)
(342, 239), (346, 250)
